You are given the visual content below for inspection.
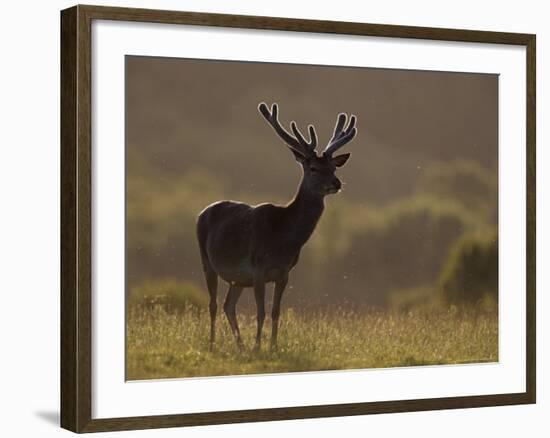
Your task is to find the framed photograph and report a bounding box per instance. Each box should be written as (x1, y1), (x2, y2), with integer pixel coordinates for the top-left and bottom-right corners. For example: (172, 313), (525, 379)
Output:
(60, 4), (536, 433)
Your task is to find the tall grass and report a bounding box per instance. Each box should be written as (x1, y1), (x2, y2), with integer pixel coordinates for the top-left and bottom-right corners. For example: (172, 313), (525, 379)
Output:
(126, 306), (498, 380)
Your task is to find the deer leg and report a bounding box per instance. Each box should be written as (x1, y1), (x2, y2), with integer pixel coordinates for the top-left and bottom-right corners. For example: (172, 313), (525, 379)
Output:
(253, 276), (266, 352)
(271, 275), (288, 351)
(204, 269), (218, 351)
(223, 284), (244, 350)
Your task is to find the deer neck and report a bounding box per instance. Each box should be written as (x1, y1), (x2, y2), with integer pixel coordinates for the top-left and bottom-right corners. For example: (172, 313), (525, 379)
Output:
(285, 180), (325, 247)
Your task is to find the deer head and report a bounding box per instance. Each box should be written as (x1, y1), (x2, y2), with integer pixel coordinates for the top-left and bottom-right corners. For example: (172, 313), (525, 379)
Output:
(259, 102), (358, 196)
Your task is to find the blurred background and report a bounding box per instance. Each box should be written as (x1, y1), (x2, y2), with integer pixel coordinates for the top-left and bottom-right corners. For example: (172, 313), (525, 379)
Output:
(126, 55), (498, 313)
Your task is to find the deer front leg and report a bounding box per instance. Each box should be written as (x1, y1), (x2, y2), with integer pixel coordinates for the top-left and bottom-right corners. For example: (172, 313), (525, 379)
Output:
(271, 274), (288, 351)
(223, 284), (244, 351)
(253, 275), (266, 352)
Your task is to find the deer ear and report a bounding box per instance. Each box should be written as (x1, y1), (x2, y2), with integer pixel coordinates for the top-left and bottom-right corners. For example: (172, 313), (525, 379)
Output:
(331, 153), (351, 167)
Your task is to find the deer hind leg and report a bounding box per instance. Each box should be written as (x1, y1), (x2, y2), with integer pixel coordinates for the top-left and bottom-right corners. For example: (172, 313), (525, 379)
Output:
(271, 274), (288, 351)
(223, 284), (244, 350)
(204, 268), (218, 351)
(253, 276), (266, 352)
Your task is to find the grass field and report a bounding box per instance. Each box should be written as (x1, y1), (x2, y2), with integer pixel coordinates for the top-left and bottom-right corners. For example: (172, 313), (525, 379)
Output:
(126, 306), (498, 380)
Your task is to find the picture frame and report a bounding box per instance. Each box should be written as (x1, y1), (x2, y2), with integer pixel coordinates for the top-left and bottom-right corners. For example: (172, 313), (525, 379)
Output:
(60, 4), (536, 433)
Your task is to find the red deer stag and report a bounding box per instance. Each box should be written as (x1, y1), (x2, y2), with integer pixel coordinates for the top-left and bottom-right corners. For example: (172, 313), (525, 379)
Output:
(197, 102), (358, 351)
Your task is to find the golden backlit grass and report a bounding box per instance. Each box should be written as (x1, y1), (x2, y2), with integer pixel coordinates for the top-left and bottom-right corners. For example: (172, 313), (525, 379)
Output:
(126, 306), (498, 380)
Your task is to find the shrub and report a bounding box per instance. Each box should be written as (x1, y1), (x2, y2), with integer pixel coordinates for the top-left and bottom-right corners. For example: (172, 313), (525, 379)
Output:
(438, 230), (498, 305)
(129, 278), (208, 312)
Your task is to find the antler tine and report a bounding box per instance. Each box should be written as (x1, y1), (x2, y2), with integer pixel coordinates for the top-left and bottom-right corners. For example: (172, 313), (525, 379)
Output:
(324, 113), (358, 156)
(331, 113), (347, 142)
(258, 102), (316, 158)
(291, 121), (317, 152)
(308, 125), (318, 149)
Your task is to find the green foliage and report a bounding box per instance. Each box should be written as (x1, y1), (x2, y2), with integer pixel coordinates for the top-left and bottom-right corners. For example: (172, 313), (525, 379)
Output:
(126, 307), (498, 380)
(416, 160), (497, 223)
(438, 230), (498, 306)
(129, 278), (208, 312)
(306, 195), (476, 307)
(126, 168), (224, 252)
(389, 286), (441, 313)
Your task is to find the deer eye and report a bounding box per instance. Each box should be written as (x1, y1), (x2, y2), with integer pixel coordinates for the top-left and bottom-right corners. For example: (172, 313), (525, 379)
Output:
(310, 167), (317, 172)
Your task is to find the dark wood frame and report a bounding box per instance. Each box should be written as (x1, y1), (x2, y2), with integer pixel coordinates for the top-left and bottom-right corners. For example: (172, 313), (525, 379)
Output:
(61, 4), (536, 433)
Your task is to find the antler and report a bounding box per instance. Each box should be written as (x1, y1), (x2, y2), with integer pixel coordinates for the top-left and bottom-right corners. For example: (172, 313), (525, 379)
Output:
(323, 113), (357, 156)
(258, 102), (317, 158)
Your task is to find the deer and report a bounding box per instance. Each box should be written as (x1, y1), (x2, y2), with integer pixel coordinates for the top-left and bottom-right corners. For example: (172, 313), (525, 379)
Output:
(196, 102), (358, 352)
